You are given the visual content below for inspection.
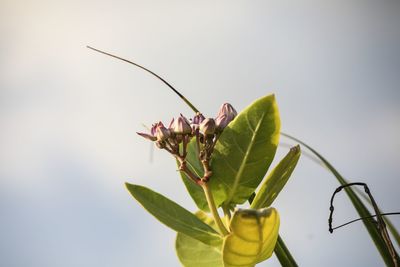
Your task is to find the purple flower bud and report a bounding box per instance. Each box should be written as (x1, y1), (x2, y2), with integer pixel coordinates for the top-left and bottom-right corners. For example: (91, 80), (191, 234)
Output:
(172, 114), (192, 134)
(192, 113), (205, 125)
(215, 103), (237, 130)
(168, 118), (175, 130)
(217, 103), (237, 120)
(155, 122), (170, 141)
(199, 118), (216, 135)
(137, 122), (159, 141)
(137, 121), (170, 142)
(150, 123), (158, 136)
(215, 114), (229, 130)
(191, 113), (205, 133)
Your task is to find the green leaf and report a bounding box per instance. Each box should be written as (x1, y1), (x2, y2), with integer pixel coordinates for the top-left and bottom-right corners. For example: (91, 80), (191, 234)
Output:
(176, 211), (224, 267)
(274, 235), (298, 267)
(179, 139), (226, 212)
(281, 133), (400, 266)
(125, 183), (222, 246)
(176, 234), (224, 267)
(212, 94), (281, 207)
(251, 145), (301, 209)
(222, 208), (280, 267)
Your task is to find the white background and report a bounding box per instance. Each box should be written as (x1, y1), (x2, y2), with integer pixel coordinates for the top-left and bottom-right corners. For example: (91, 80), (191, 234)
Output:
(1, 1), (399, 266)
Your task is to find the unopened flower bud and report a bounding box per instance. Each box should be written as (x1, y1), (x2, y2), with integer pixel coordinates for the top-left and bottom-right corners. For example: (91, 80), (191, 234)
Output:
(192, 113), (205, 125)
(137, 122), (159, 141)
(173, 115), (192, 134)
(150, 123), (158, 136)
(217, 103), (237, 121)
(156, 123), (170, 141)
(191, 113), (205, 133)
(199, 118), (216, 135)
(215, 114), (229, 130)
(215, 103), (237, 131)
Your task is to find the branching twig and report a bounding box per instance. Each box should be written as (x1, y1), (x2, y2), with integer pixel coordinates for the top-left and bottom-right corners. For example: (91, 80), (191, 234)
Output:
(328, 182), (399, 267)
(331, 212), (400, 231)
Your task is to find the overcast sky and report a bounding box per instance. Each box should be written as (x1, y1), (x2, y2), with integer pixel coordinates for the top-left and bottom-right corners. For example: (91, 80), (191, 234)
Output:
(1, 1), (399, 266)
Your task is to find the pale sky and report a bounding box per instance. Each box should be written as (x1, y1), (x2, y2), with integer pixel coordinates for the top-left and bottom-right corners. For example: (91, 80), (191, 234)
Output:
(1, 1), (399, 266)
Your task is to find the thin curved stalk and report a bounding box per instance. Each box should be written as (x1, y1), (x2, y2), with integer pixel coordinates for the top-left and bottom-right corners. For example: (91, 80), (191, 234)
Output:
(201, 183), (229, 236)
(87, 46), (199, 113)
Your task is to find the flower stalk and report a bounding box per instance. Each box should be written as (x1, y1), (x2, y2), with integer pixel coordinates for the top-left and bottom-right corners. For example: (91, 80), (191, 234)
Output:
(201, 182), (230, 236)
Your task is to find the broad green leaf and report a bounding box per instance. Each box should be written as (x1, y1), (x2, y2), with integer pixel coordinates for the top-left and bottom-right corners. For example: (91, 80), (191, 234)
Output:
(179, 139), (226, 212)
(282, 133), (400, 265)
(223, 208), (280, 267)
(251, 145), (301, 209)
(212, 94), (281, 207)
(274, 235), (298, 267)
(125, 183), (222, 246)
(176, 211), (224, 267)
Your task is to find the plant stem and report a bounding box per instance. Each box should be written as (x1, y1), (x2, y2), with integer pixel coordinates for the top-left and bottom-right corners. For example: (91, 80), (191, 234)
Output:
(177, 158), (201, 185)
(274, 235), (298, 267)
(201, 183), (229, 236)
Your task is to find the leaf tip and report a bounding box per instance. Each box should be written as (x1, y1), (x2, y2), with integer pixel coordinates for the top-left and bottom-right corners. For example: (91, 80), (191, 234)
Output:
(125, 182), (138, 193)
(290, 144), (301, 154)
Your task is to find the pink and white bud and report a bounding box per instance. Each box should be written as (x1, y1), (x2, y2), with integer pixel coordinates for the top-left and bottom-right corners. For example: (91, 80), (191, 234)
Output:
(150, 123), (159, 136)
(192, 113), (205, 125)
(168, 118), (175, 130)
(191, 113), (205, 133)
(215, 103), (237, 131)
(172, 114), (192, 134)
(217, 103), (237, 121)
(155, 122), (170, 141)
(215, 114), (229, 130)
(199, 118), (216, 135)
(137, 122), (160, 141)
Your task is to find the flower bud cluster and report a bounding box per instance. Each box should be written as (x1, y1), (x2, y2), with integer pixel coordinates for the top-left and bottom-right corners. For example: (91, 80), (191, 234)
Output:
(137, 114), (194, 156)
(192, 103), (237, 180)
(137, 103), (237, 183)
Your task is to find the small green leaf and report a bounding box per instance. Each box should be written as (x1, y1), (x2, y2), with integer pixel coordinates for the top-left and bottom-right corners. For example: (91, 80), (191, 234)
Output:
(212, 94), (280, 207)
(176, 211), (224, 267)
(251, 145), (301, 209)
(223, 208), (280, 267)
(125, 183), (222, 246)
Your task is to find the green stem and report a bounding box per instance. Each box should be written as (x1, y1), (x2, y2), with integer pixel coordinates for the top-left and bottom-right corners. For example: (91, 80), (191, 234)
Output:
(274, 235), (298, 267)
(201, 183), (229, 236)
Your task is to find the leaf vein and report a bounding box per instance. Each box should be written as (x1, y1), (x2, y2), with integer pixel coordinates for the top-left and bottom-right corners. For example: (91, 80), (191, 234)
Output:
(225, 113), (266, 204)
